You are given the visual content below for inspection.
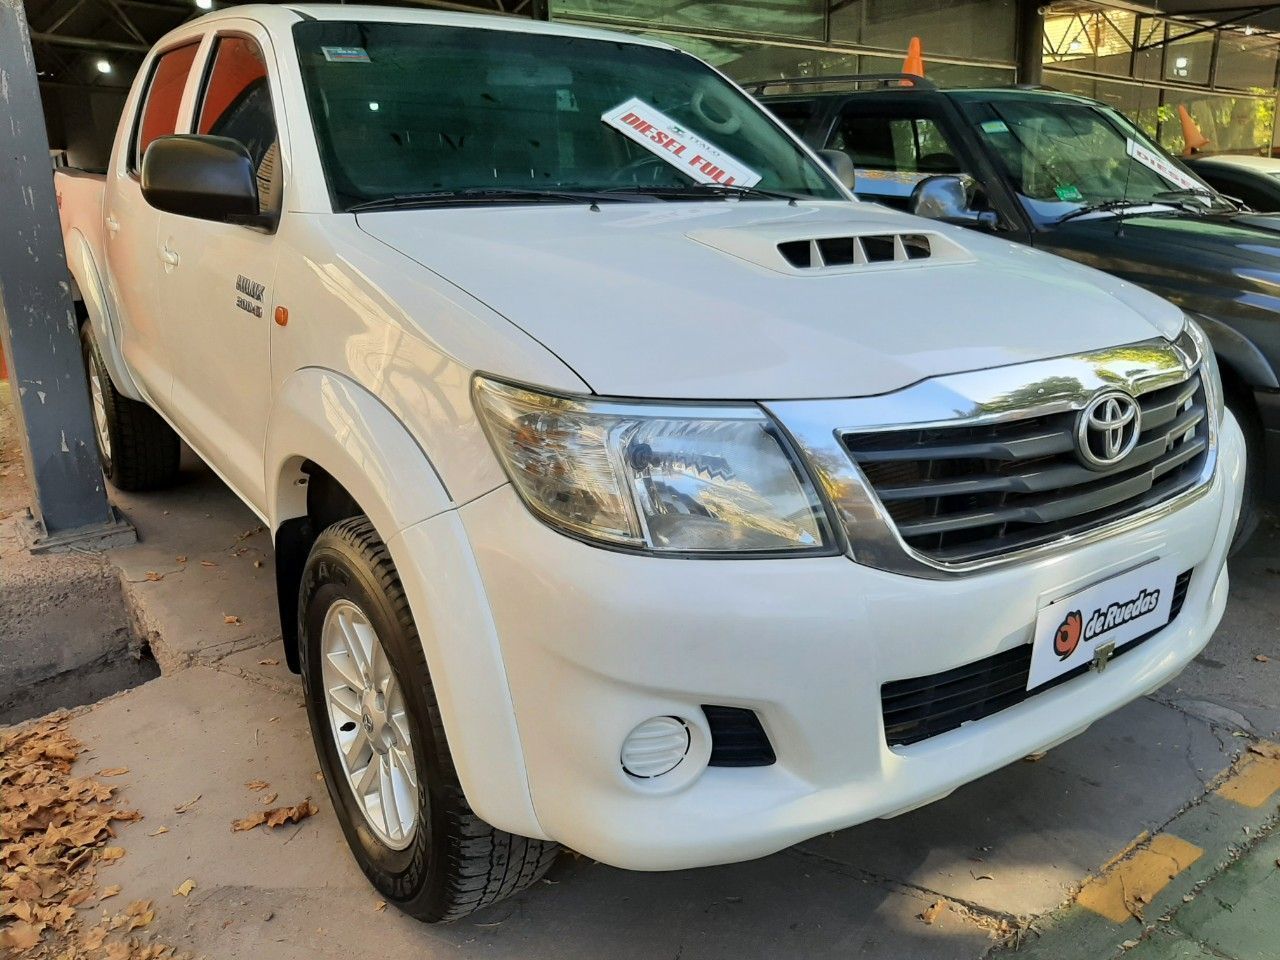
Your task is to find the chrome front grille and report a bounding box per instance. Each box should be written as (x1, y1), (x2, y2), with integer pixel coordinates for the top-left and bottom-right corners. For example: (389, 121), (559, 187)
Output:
(841, 372), (1208, 564)
(764, 326), (1219, 579)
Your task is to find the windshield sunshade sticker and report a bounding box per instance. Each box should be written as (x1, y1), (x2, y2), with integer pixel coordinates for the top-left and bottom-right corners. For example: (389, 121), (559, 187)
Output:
(1055, 184), (1084, 201)
(979, 119), (1009, 134)
(321, 46), (370, 63)
(1125, 138), (1202, 193)
(601, 97), (762, 188)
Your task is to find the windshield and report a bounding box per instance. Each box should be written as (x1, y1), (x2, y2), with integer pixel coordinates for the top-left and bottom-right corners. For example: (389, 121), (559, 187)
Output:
(293, 22), (841, 209)
(966, 98), (1229, 223)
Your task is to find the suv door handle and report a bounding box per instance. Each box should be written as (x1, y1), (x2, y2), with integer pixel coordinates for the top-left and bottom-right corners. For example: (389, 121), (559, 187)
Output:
(159, 246), (179, 267)
(105, 215), (120, 234)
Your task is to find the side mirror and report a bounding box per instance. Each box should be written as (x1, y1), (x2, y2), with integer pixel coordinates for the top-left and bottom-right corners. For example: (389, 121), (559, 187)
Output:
(818, 149), (856, 192)
(141, 135), (267, 226)
(909, 174), (998, 230)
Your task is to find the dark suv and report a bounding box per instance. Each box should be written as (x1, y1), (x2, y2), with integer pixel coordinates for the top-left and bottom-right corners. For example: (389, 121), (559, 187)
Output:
(762, 76), (1279, 543)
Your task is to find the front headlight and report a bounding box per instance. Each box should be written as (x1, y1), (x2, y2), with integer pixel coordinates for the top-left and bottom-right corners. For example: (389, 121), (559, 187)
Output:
(472, 376), (835, 555)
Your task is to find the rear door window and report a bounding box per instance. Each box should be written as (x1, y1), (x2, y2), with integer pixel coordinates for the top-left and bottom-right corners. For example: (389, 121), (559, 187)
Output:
(132, 42), (200, 173)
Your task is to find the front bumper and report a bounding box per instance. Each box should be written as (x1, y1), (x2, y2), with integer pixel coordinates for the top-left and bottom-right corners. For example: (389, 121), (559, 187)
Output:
(447, 411), (1245, 871)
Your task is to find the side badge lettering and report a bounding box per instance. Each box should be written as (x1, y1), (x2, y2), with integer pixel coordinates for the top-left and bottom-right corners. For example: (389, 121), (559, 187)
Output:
(235, 275), (266, 318)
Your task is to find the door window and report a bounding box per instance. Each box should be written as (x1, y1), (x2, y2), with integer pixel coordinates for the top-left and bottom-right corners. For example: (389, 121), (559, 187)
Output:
(197, 36), (280, 212)
(830, 110), (963, 203)
(132, 43), (200, 172)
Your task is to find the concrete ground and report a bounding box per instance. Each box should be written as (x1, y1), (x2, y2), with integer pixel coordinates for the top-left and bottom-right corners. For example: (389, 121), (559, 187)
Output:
(3, 438), (1280, 958)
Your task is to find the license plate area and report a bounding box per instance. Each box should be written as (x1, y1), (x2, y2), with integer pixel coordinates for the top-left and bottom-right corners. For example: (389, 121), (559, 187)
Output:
(1028, 560), (1178, 691)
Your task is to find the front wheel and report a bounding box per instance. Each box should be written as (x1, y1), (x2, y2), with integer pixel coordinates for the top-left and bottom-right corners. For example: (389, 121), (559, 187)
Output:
(299, 517), (559, 922)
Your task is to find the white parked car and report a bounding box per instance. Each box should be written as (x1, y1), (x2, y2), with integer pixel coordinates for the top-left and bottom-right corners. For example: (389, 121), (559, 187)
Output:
(56, 3), (1245, 922)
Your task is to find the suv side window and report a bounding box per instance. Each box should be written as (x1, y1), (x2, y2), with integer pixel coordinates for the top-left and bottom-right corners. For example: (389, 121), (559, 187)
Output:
(196, 35), (280, 213)
(132, 42), (201, 173)
(766, 101), (818, 137)
(831, 109), (963, 207)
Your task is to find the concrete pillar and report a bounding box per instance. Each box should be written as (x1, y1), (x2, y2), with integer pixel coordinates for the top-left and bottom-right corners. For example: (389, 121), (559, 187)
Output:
(1016, 0), (1044, 87)
(0, 0), (134, 550)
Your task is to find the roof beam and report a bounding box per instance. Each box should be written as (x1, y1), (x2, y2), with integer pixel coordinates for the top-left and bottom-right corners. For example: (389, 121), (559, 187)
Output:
(29, 32), (149, 53)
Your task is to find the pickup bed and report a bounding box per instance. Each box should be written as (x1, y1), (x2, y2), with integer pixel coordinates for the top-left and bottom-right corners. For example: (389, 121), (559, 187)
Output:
(58, 5), (1244, 922)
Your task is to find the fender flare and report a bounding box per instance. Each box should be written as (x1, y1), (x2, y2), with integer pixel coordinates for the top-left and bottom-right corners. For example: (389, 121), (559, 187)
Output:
(64, 229), (145, 400)
(1189, 312), (1279, 390)
(264, 369), (545, 838)
(265, 367), (453, 537)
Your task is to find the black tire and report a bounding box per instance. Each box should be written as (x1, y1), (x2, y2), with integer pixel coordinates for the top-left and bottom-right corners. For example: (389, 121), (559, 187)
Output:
(1225, 385), (1263, 556)
(299, 516), (559, 922)
(79, 322), (180, 491)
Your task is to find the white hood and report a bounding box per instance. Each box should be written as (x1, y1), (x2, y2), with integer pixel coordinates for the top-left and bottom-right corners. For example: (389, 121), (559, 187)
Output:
(357, 200), (1184, 400)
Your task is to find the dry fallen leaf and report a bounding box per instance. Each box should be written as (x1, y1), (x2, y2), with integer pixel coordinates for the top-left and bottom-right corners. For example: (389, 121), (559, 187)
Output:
(174, 795), (201, 814)
(99, 847), (126, 863)
(260, 793), (278, 806)
(257, 658), (280, 666)
(1250, 743), (1280, 760)
(2, 922), (44, 951)
(83, 925), (108, 949)
(920, 900), (947, 925)
(145, 571), (164, 582)
(98, 767), (130, 777)
(231, 811), (267, 832)
(1023, 752), (1047, 762)
(232, 800), (318, 832)
(148, 826), (169, 837)
(245, 780), (270, 791)
(100, 885), (122, 900)
(176, 555), (188, 563)
(1255, 654), (1271, 663)
(254, 560), (264, 569)
(374, 901), (387, 912)
(173, 879), (195, 898)
(224, 615), (241, 625)
(200, 560), (217, 567)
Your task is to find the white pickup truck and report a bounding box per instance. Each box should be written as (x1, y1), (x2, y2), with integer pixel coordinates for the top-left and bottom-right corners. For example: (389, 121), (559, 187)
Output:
(57, 3), (1245, 922)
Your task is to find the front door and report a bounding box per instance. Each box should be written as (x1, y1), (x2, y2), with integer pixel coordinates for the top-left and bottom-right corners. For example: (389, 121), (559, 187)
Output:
(156, 28), (283, 511)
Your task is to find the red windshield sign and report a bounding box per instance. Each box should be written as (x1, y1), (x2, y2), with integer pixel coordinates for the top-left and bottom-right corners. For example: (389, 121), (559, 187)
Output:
(602, 97), (762, 188)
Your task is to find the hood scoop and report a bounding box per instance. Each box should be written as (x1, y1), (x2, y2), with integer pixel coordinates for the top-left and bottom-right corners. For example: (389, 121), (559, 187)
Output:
(688, 221), (975, 276)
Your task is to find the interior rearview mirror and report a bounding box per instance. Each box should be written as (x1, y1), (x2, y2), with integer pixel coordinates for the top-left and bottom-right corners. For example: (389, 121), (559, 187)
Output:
(141, 135), (268, 227)
(818, 149), (856, 192)
(909, 174), (998, 230)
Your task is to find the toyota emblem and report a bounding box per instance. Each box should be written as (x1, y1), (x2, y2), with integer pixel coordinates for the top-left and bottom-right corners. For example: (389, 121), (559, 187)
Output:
(1076, 390), (1141, 469)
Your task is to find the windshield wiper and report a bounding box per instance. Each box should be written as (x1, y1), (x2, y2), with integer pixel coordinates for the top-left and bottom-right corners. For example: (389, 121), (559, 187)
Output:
(1151, 187), (1237, 213)
(1055, 199), (1157, 225)
(346, 187), (646, 212)
(607, 182), (806, 203)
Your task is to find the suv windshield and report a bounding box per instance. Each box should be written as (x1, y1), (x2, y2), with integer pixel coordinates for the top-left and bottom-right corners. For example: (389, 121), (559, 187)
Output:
(966, 98), (1231, 223)
(293, 22), (841, 210)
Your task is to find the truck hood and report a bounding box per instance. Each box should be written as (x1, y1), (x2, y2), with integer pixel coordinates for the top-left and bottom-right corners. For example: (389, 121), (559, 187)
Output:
(358, 201), (1184, 400)
(1044, 212), (1280, 321)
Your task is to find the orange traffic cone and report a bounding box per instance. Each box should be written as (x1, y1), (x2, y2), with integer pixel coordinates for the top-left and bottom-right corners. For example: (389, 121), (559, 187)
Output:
(1178, 105), (1209, 156)
(903, 36), (925, 78)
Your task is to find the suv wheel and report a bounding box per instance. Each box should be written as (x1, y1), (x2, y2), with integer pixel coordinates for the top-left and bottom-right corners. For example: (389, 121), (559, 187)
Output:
(79, 322), (180, 491)
(299, 517), (559, 921)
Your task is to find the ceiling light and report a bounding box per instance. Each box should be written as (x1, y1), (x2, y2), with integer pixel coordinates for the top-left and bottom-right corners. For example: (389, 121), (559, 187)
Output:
(369, 102), (380, 111)
(195, 0), (213, 9)
(95, 59), (111, 74)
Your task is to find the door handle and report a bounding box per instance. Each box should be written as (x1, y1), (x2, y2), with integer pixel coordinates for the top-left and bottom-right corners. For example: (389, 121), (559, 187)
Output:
(105, 215), (120, 234)
(159, 246), (179, 267)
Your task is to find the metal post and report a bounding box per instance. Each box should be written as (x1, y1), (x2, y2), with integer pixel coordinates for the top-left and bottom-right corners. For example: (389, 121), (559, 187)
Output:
(0, 0), (135, 551)
(1016, 0), (1044, 87)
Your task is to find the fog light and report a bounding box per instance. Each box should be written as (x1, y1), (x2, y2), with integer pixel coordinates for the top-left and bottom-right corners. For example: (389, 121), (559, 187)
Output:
(621, 717), (690, 779)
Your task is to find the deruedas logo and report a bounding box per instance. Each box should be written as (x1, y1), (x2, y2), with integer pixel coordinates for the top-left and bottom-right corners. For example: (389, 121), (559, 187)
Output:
(1052, 586), (1162, 661)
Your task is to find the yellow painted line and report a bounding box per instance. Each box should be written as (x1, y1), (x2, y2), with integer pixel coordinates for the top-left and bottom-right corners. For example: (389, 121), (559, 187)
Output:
(1077, 833), (1204, 923)
(1216, 751), (1280, 809)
